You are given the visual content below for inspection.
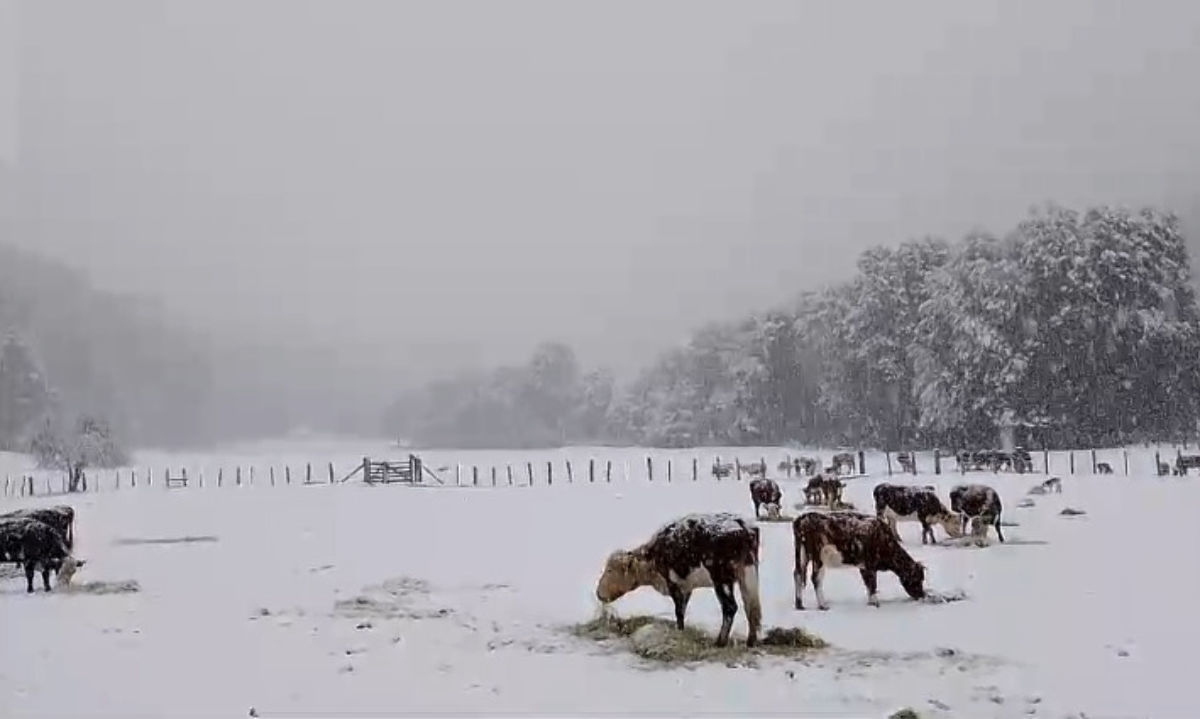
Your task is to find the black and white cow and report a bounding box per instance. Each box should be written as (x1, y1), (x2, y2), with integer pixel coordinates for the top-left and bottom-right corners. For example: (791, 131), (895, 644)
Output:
(805, 474), (845, 507)
(0, 517), (85, 592)
(0, 505), (76, 550)
(748, 478), (783, 519)
(872, 483), (963, 544)
(949, 483), (1005, 543)
(596, 512), (762, 647)
(792, 511), (926, 610)
(831, 452), (857, 475)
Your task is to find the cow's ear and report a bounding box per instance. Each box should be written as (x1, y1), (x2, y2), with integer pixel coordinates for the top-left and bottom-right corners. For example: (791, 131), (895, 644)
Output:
(75, 559), (87, 567)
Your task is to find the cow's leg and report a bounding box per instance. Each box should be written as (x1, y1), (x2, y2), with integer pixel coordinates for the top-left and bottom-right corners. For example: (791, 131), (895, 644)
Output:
(24, 561), (35, 593)
(859, 568), (880, 607)
(667, 581), (690, 631)
(812, 558), (829, 611)
(994, 515), (1005, 543)
(41, 564), (52, 591)
(920, 519), (933, 545)
(793, 540), (808, 610)
(711, 578), (739, 647)
(753, 501), (760, 519)
(736, 564), (762, 647)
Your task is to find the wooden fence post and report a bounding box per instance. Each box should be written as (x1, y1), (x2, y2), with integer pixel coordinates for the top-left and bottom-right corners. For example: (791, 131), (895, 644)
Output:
(526, 462), (534, 487)
(507, 464), (514, 486)
(472, 466), (479, 487)
(133, 469), (138, 487)
(182, 468), (188, 488)
(236, 466), (242, 486)
(270, 467), (276, 487)
(735, 460), (741, 481)
(1123, 450), (1129, 476)
(589, 459), (595, 483)
(1043, 449), (1050, 474)
(934, 449), (941, 475)
(455, 464), (461, 486)
(667, 460), (673, 482)
(328, 463), (335, 483)
(250, 467), (255, 485)
(198, 469), (204, 488)
(647, 457), (653, 482)
(1155, 451), (1162, 476)
(885, 451), (893, 476)
(286, 466), (292, 485)
(306, 463), (312, 484)
(606, 460), (612, 483)
(715, 456), (722, 481)
(1091, 449), (1097, 474)
(692, 457), (698, 481)
(566, 460), (574, 483)
(547, 461), (553, 486)
(491, 466), (497, 487)
(858, 451), (866, 475)
(217, 468), (223, 487)
(1069, 453), (1075, 475)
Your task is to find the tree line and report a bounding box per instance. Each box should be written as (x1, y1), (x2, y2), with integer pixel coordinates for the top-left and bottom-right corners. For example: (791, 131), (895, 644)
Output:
(386, 204), (1200, 451)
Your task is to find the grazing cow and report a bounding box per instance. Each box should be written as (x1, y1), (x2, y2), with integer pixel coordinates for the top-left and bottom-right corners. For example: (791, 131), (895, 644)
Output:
(1158, 462), (1172, 477)
(711, 462), (733, 479)
(741, 461), (767, 478)
(895, 452), (916, 475)
(872, 483), (963, 544)
(794, 456), (819, 477)
(1096, 462), (1114, 475)
(595, 513), (762, 647)
(831, 452), (857, 475)
(0, 517), (85, 592)
(0, 505), (76, 550)
(792, 511), (926, 610)
(1040, 477), (1062, 493)
(949, 484), (1005, 543)
(748, 478), (783, 519)
(805, 474), (845, 507)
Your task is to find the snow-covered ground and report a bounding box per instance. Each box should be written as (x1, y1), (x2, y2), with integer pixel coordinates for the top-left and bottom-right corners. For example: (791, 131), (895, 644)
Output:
(1, 441), (1198, 717)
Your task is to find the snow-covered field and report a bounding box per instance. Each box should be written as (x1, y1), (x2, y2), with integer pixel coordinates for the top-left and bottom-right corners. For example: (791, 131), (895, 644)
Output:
(2, 441), (1198, 717)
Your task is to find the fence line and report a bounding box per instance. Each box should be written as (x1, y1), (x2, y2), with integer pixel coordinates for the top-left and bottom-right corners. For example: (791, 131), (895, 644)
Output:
(3, 445), (1197, 502)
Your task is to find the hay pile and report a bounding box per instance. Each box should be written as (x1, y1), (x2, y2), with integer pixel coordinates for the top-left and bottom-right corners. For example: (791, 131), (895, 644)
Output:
(66, 580), (141, 595)
(571, 613), (826, 665)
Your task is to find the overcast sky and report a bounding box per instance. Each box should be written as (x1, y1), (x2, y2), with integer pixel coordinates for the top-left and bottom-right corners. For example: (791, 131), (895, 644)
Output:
(11, 0), (1200, 382)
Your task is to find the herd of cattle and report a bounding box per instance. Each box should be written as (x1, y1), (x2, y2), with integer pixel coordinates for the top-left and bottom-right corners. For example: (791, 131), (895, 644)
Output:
(0, 504), (84, 593)
(596, 472), (1015, 648)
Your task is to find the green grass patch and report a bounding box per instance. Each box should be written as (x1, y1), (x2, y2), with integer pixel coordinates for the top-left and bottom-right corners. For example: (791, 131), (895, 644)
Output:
(571, 613), (827, 665)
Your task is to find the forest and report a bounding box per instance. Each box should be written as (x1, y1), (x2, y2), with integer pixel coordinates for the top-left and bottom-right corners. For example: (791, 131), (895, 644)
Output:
(387, 204), (1200, 451)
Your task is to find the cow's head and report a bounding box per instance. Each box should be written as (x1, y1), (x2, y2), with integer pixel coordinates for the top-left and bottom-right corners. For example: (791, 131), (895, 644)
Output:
(899, 561), (926, 600)
(938, 513), (965, 538)
(596, 550), (655, 604)
(57, 556), (85, 587)
(764, 502), (782, 520)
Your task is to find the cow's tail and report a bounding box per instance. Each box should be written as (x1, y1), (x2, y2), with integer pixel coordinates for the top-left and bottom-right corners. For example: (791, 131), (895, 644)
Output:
(749, 525), (761, 566)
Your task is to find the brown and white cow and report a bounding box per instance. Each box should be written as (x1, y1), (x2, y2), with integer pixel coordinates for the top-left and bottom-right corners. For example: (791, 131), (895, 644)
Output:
(748, 478), (783, 519)
(950, 483), (1005, 543)
(805, 474), (845, 507)
(792, 511), (926, 610)
(873, 483), (963, 544)
(0, 505), (76, 550)
(596, 512), (762, 647)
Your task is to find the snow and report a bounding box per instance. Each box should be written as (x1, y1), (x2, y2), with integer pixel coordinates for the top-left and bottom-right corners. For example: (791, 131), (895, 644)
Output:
(2, 441), (1200, 717)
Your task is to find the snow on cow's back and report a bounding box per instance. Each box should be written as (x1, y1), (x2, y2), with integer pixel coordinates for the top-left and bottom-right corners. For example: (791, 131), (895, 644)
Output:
(660, 512), (756, 538)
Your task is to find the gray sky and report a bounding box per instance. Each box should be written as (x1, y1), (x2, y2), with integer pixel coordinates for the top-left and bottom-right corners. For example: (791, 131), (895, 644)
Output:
(12, 0), (1200, 384)
(0, 0), (13, 162)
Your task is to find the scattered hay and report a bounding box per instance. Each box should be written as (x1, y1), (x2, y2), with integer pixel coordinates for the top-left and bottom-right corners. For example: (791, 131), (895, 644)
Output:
(570, 613), (826, 665)
(1060, 507), (1087, 516)
(65, 579), (140, 595)
(920, 588), (968, 605)
(1027, 485), (1048, 496)
(113, 535), (218, 546)
(1017, 498), (1036, 509)
(757, 515), (794, 523)
(332, 576), (451, 621)
(889, 709), (922, 719)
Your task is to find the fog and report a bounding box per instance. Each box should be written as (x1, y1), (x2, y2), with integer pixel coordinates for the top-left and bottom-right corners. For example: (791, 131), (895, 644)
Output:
(5, 0), (1200, 439)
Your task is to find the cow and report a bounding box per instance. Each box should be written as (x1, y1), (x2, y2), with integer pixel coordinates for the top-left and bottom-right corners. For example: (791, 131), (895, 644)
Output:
(872, 483), (963, 545)
(949, 484), (1005, 543)
(805, 474), (844, 507)
(792, 511), (926, 610)
(895, 452), (916, 475)
(711, 462), (733, 479)
(748, 478), (783, 519)
(831, 452), (857, 475)
(1040, 477), (1063, 493)
(0, 505), (76, 550)
(0, 517), (85, 592)
(794, 456), (819, 477)
(1096, 462), (1114, 475)
(596, 512), (762, 647)
(742, 461), (768, 478)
